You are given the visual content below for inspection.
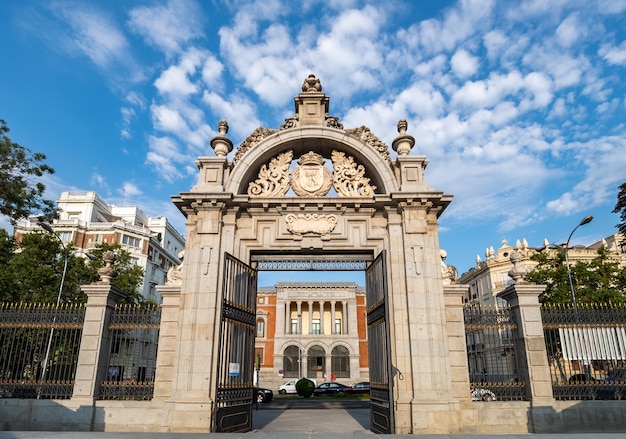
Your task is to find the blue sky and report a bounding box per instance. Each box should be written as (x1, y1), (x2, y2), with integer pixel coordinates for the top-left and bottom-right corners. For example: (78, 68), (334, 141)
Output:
(1, 0), (625, 283)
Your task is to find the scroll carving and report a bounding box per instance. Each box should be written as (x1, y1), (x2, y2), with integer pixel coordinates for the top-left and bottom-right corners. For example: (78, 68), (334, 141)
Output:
(247, 150), (293, 197)
(285, 213), (338, 235)
(345, 126), (391, 166)
(234, 127), (277, 164)
(331, 150), (377, 197)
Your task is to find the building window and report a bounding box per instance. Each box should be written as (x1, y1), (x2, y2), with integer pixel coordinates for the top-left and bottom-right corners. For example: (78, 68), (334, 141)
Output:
(258, 297), (264, 304)
(331, 345), (350, 378)
(291, 319), (298, 334)
(311, 319), (320, 335)
(255, 348), (264, 365)
(256, 319), (265, 338)
(307, 345), (325, 376)
(283, 345), (300, 378)
(58, 231), (73, 242)
(122, 234), (141, 248)
(334, 319), (342, 335)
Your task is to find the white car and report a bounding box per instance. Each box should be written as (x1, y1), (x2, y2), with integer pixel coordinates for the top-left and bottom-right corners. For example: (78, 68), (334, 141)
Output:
(278, 378), (317, 394)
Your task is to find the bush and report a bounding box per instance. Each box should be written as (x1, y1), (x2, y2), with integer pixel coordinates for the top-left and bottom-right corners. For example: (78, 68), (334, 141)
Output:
(295, 378), (315, 398)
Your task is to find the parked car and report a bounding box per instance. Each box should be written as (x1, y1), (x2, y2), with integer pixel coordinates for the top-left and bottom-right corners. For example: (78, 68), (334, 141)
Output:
(313, 382), (349, 396)
(347, 382), (370, 394)
(470, 387), (496, 401)
(278, 378), (317, 394)
(568, 374), (597, 383)
(255, 387), (273, 403)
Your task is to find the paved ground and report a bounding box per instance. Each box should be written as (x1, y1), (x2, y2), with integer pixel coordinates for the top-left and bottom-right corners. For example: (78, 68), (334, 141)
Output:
(1, 402), (625, 438)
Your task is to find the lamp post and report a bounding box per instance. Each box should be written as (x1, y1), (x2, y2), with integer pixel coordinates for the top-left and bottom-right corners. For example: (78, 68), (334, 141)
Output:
(39, 223), (95, 384)
(564, 215), (593, 313)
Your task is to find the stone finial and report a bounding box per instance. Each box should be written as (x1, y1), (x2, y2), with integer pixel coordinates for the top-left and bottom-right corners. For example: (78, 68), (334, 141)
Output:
(97, 251), (117, 284)
(302, 74), (322, 92)
(392, 119), (415, 156)
(508, 249), (528, 283)
(210, 119), (233, 157)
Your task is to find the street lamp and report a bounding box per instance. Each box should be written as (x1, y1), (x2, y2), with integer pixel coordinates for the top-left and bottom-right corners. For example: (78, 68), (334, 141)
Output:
(39, 223), (95, 384)
(564, 215), (593, 313)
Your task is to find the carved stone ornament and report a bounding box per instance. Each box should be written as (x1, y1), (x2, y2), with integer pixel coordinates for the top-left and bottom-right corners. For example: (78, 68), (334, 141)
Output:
(285, 213), (338, 235)
(291, 151), (332, 197)
(97, 251), (117, 284)
(247, 150), (293, 197)
(166, 251), (184, 286)
(234, 127), (278, 164)
(345, 126), (391, 166)
(331, 150), (377, 197)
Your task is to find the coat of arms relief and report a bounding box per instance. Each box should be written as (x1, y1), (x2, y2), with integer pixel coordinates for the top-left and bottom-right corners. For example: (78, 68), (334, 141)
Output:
(247, 150), (377, 235)
(247, 150), (376, 198)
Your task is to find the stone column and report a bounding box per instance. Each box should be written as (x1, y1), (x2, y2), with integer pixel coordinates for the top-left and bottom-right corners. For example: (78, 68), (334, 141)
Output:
(72, 282), (126, 401)
(296, 301), (302, 334)
(331, 301), (337, 334)
(284, 301), (291, 334)
(443, 284), (472, 402)
(308, 301), (313, 334)
(498, 267), (552, 403)
(342, 301), (347, 334)
(319, 301), (325, 334)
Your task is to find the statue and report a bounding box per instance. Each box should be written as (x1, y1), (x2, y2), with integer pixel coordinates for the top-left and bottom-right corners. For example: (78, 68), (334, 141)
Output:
(166, 251), (184, 285)
(440, 249), (458, 285)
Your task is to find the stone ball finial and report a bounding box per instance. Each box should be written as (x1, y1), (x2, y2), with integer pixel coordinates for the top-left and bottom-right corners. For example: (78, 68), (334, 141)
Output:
(97, 250), (117, 284)
(507, 249), (528, 283)
(218, 120), (229, 136)
(210, 119), (233, 157)
(302, 74), (322, 92)
(392, 119), (415, 156)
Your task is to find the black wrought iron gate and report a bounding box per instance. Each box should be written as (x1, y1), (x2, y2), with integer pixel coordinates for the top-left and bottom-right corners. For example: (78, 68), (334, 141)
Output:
(366, 250), (395, 434)
(214, 253), (257, 433)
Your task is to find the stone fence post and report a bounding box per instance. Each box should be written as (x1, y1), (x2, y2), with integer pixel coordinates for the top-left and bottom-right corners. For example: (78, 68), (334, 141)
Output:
(72, 251), (127, 402)
(72, 282), (126, 401)
(443, 284), (472, 403)
(153, 284), (181, 400)
(498, 282), (553, 403)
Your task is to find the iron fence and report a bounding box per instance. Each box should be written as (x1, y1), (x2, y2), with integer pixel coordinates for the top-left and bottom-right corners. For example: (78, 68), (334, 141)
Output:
(0, 302), (85, 399)
(542, 302), (626, 400)
(99, 303), (161, 400)
(464, 304), (527, 401)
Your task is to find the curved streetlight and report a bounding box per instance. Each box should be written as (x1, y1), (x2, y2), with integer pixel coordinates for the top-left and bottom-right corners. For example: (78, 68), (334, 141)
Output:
(39, 223), (95, 385)
(564, 215), (593, 313)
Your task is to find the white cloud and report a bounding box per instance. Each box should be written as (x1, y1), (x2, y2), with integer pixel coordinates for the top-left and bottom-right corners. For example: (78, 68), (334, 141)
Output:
(120, 181), (142, 198)
(450, 49), (479, 79)
(145, 136), (194, 182)
(556, 13), (582, 48)
(600, 41), (626, 66)
(128, 0), (204, 56)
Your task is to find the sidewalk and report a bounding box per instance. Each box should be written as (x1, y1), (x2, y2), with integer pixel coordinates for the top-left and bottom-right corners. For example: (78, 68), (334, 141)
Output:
(0, 406), (624, 438)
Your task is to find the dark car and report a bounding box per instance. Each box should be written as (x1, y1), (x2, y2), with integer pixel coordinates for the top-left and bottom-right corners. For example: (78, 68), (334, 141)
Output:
(255, 387), (273, 403)
(313, 382), (349, 396)
(347, 382), (370, 394)
(568, 373), (597, 383)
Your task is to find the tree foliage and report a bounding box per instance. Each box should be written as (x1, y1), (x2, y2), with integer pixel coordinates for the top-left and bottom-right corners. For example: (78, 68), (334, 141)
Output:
(0, 235), (145, 304)
(613, 181), (626, 235)
(526, 246), (626, 304)
(0, 120), (56, 225)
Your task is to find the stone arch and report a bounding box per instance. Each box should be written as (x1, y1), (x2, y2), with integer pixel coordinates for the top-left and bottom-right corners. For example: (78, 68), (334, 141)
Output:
(226, 126), (399, 196)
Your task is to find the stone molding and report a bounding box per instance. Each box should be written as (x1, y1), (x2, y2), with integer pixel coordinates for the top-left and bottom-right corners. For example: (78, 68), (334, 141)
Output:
(285, 213), (338, 235)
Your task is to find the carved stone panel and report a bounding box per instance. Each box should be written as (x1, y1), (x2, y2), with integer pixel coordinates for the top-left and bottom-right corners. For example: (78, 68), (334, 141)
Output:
(247, 150), (293, 197)
(331, 150), (377, 196)
(285, 213), (338, 235)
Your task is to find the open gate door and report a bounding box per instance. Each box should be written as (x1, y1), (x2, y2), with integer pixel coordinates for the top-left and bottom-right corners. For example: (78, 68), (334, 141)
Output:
(366, 250), (395, 434)
(214, 253), (257, 432)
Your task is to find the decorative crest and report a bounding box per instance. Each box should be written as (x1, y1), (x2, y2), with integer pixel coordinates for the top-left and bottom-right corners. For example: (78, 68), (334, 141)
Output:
(291, 151), (332, 197)
(331, 150), (377, 197)
(247, 150), (293, 197)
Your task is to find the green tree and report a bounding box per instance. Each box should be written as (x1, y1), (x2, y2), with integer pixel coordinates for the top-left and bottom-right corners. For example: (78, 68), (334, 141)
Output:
(0, 119), (56, 225)
(613, 181), (626, 235)
(86, 242), (146, 304)
(526, 246), (626, 304)
(0, 236), (146, 304)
